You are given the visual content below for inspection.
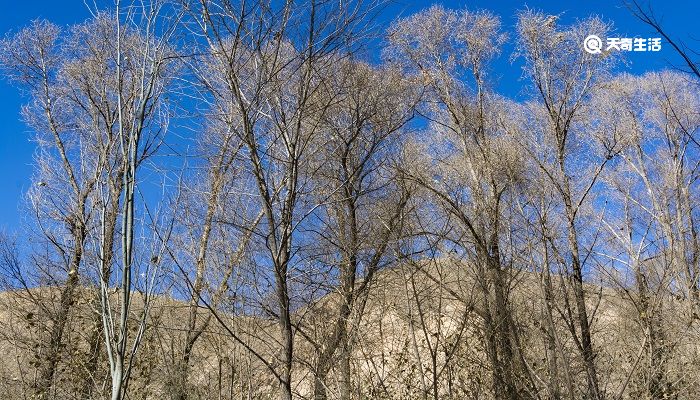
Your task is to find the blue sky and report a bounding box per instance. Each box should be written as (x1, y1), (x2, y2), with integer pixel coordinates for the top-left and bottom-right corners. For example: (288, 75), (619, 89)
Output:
(0, 0), (698, 232)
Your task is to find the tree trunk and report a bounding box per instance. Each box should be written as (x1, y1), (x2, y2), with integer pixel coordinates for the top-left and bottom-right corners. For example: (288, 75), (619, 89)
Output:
(542, 267), (562, 400)
(478, 239), (521, 400)
(35, 219), (85, 399)
(277, 257), (294, 400)
(338, 347), (351, 400)
(81, 194), (120, 399)
(565, 214), (602, 400)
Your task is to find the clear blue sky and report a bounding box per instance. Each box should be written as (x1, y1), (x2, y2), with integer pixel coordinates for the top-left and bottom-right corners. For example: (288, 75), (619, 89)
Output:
(0, 0), (698, 232)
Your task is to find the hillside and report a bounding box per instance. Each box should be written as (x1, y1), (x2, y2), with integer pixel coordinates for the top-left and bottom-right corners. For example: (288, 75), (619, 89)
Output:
(1, 259), (698, 399)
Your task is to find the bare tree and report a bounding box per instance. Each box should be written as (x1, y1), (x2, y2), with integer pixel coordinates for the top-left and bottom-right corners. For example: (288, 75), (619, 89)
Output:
(0, 18), (129, 399)
(387, 6), (536, 399)
(626, 0), (700, 79)
(304, 59), (416, 400)
(189, 1), (378, 398)
(595, 71), (700, 399)
(515, 12), (620, 399)
(92, 2), (179, 399)
(165, 104), (263, 399)
(2, 2), (700, 400)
